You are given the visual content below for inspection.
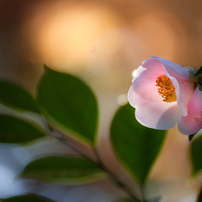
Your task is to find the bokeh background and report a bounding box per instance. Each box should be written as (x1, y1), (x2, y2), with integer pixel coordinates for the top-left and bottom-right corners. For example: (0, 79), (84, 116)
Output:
(0, 0), (202, 201)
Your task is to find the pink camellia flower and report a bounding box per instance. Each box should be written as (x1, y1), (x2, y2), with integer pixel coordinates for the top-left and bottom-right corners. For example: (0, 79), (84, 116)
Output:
(128, 56), (202, 135)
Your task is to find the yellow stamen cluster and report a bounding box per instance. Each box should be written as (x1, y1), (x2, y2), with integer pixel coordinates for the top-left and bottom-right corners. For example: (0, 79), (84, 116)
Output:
(156, 75), (177, 102)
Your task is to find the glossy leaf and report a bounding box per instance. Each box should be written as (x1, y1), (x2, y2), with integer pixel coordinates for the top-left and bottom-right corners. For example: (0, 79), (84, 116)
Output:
(0, 80), (40, 113)
(0, 114), (46, 144)
(191, 132), (202, 176)
(0, 194), (55, 202)
(37, 66), (98, 145)
(110, 104), (166, 184)
(195, 66), (202, 77)
(19, 155), (107, 185)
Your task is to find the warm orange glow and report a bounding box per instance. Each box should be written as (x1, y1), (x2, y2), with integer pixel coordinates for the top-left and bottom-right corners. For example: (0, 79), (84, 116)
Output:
(21, 2), (121, 72)
(130, 10), (187, 62)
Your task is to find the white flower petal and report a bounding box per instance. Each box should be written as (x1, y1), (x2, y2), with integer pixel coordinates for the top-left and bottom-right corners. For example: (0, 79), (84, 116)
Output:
(128, 86), (180, 129)
(128, 56), (195, 132)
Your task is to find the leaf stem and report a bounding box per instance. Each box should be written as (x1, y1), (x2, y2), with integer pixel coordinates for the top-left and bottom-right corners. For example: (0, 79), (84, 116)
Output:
(140, 185), (147, 202)
(47, 125), (142, 201)
(93, 147), (142, 202)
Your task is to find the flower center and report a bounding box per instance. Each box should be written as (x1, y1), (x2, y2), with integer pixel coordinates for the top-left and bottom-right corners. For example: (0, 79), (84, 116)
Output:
(156, 75), (177, 102)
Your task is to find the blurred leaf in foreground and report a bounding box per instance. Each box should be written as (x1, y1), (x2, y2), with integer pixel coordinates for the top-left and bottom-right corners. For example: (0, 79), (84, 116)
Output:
(0, 114), (46, 144)
(0, 80), (40, 113)
(0, 194), (55, 202)
(19, 155), (107, 185)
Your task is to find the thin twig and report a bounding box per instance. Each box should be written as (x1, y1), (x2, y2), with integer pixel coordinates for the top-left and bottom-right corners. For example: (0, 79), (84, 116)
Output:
(50, 130), (97, 162)
(93, 147), (142, 202)
(46, 124), (142, 201)
(140, 185), (147, 202)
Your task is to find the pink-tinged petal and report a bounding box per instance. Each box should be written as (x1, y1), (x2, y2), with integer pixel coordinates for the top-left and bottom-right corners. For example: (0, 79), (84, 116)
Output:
(176, 79), (195, 116)
(151, 56), (190, 80)
(178, 87), (202, 135)
(131, 58), (165, 103)
(128, 56), (196, 132)
(128, 86), (180, 129)
(133, 58), (165, 80)
(155, 56), (195, 117)
(163, 67), (194, 116)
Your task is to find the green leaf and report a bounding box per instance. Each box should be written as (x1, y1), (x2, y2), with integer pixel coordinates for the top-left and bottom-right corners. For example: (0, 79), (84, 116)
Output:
(191, 132), (202, 176)
(0, 80), (40, 113)
(37, 66), (98, 145)
(19, 155), (107, 185)
(110, 104), (166, 184)
(0, 114), (46, 144)
(194, 66), (202, 91)
(0, 194), (55, 202)
(195, 66), (202, 77)
(198, 189), (202, 202)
